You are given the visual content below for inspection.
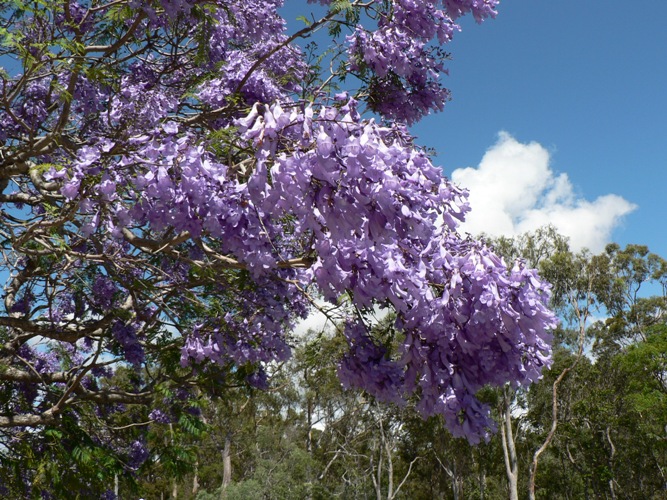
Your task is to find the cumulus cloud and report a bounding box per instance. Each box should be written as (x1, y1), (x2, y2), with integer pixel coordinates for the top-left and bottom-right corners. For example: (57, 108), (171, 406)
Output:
(450, 132), (637, 252)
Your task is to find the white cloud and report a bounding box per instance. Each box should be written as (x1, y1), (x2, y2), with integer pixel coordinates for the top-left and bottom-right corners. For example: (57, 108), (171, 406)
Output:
(450, 132), (637, 252)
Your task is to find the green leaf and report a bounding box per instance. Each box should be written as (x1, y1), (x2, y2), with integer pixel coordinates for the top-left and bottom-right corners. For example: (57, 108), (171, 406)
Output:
(296, 15), (312, 26)
(330, 0), (352, 14)
(44, 428), (63, 440)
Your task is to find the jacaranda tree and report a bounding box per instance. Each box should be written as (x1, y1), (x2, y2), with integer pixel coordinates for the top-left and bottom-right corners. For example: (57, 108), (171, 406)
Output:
(0, 0), (556, 495)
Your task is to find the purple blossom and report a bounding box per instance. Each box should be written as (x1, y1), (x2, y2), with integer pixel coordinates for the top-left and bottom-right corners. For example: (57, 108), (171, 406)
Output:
(233, 101), (555, 442)
(247, 369), (269, 390)
(91, 276), (118, 311)
(338, 322), (405, 406)
(56, 1), (94, 33)
(127, 440), (149, 469)
(112, 321), (145, 366)
(149, 409), (173, 424)
(10, 292), (33, 314)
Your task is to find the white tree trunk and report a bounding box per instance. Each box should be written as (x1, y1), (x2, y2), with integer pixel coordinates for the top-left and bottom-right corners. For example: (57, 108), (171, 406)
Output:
(219, 432), (232, 500)
(500, 387), (519, 500)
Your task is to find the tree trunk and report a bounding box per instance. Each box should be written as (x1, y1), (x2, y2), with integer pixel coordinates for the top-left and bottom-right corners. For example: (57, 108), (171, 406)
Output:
(376, 443), (384, 500)
(219, 432), (232, 499)
(606, 426), (617, 500)
(381, 420), (394, 500)
(192, 458), (200, 497)
(194, 410), (209, 498)
(169, 423), (178, 499)
(500, 387), (519, 500)
(479, 470), (486, 500)
(451, 462), (461, 500)
(305, 369), (314, 500)
(435, 454), (460, 500)
(529, 299), (588, 500)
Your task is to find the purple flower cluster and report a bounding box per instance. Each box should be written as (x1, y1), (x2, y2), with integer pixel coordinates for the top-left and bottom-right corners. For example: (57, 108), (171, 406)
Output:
(112, 320), (145, 366)
(234, 100), (556, 442)
(127, 440), (149, 469)
(180, 277), (307, 368)
(338, 322), (405, 405)
(91, 276), (119, 312)
(13, 78), (52, 130)
(198, 46), (305, 110)
(46, 88), (554, 442)
(148, 409), (173, 424)
(17, 345), (60, 378)
(56, 1), (93, 33)
(347, 0), (498, 123)
(10, 292), (33, 315)
(348, 26), (450, 124)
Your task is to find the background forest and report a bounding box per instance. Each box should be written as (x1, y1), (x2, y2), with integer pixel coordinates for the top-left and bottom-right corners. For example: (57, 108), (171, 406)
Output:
(5, 229), (664, 499)
(163, 230), (667, 500)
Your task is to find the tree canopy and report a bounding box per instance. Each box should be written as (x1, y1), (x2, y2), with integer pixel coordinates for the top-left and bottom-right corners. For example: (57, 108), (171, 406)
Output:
(0, 1), (558, 496)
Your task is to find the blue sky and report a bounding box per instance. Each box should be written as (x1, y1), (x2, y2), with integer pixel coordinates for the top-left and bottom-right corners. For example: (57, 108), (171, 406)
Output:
(283, 1), (667, 257)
